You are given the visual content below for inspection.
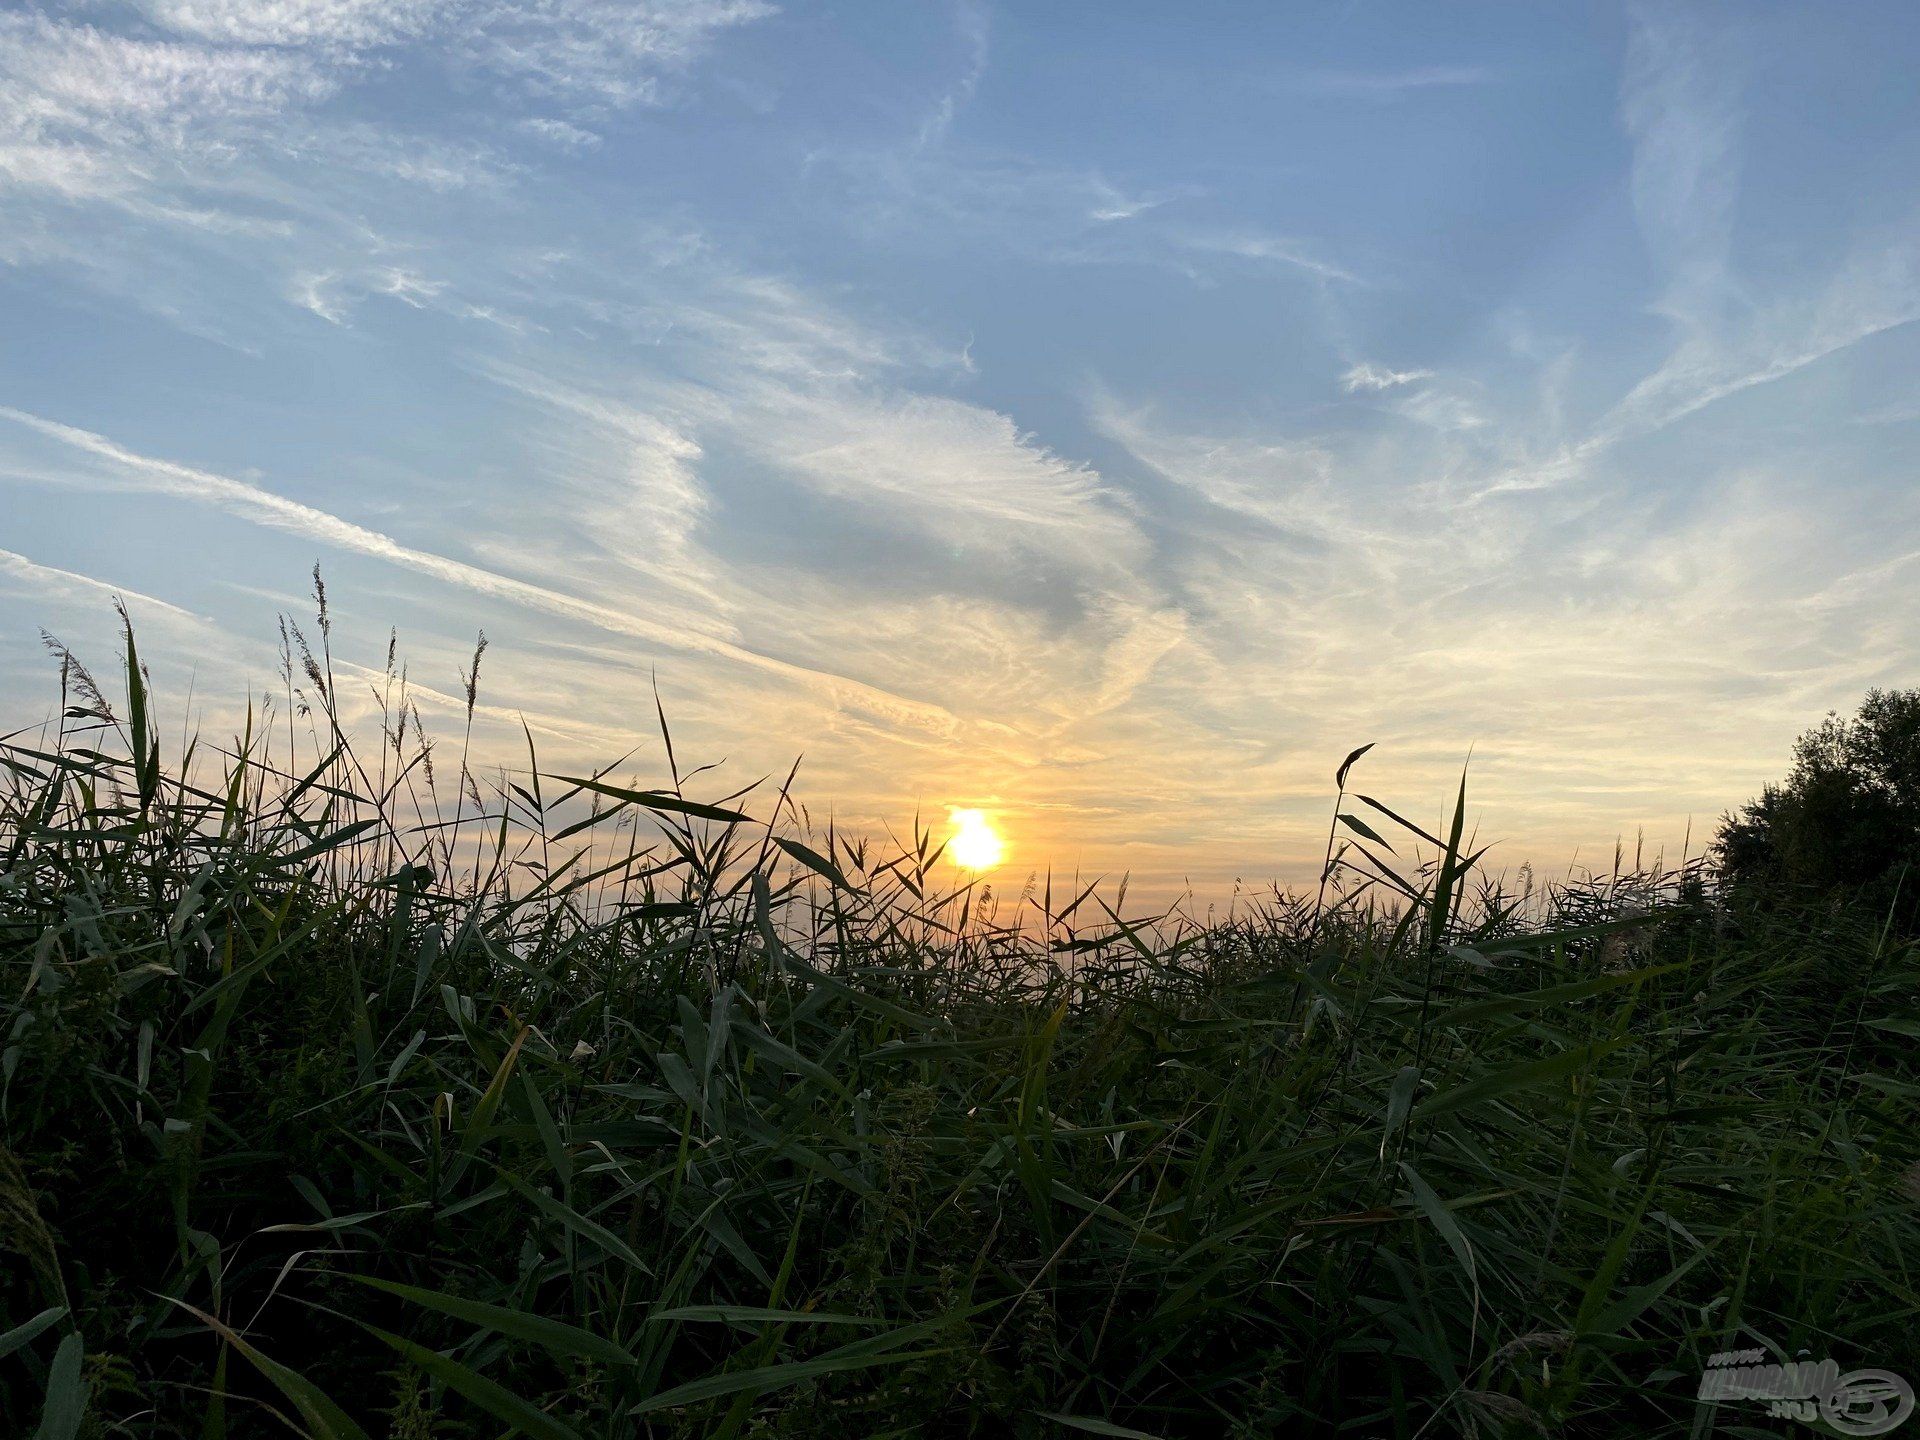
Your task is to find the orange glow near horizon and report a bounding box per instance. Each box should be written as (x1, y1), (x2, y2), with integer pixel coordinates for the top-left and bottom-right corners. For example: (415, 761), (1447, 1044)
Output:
(947, 808), (1005, 870)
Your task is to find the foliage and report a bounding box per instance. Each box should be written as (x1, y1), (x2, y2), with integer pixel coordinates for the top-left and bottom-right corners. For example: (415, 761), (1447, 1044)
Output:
(1716, 687), (1920, 916)
(2, 609), (1917, 1438)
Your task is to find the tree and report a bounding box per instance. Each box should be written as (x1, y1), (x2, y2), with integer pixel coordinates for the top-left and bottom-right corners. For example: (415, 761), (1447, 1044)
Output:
(1715, 688), (1920, 913)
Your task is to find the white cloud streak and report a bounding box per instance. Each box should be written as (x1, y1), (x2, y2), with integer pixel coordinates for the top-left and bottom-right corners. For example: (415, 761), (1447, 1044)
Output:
(1342, 362), (1434, 393)
(0, 406), (961, 736)
(0, 547), (205, 623)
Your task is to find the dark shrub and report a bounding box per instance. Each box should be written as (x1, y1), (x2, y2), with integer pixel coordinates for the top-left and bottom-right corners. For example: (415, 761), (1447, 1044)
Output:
(1715, 688), (1920, 916)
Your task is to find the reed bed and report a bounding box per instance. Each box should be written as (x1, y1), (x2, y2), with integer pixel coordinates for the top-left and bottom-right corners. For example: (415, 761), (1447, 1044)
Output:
(2, 610), (1915, 1437)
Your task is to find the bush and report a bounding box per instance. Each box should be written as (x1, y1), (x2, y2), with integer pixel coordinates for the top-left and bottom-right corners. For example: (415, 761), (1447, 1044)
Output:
(1715, 688), (1920, 918)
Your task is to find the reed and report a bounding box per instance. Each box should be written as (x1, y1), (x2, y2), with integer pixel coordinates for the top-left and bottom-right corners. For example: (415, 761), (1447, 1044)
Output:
(1, 607), (1914, 1437)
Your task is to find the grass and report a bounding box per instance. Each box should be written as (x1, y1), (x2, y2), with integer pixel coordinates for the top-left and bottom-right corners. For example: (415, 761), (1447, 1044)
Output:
(2, 604), (1917, 1438)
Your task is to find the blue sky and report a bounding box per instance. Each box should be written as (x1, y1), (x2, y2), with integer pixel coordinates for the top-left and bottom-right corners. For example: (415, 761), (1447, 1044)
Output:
(4, 1), (1920, 893)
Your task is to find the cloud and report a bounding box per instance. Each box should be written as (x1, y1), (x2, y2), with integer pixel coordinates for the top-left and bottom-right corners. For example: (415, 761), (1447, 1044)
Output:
(518, 116), (602, 149)
(471, 363), (727, 613)
(0, 11), (337, 207)
(424, 231), (1179, 766)
(742, 387), (1144, 572)
(810, 145), (1208, 267)
(7, 0), (1915, 901)
(479, 236), (1145, 592)
(1341, 362), (1434, 393)
(1078, 387), (1920, 888)
(0, 547), (206, 624)
(0, 0), (771, 228)
(1173, 230), (1362, 285)
(0, 13), (338, 134)
(1620, 6), (1745, 323)
(1084, 176), (1175, 224)
(1088, 389), (1348, 543)
(0, 406), (962, 736)
(457, 0), (777, 109)
(916, 0), (991, 148)
(1467, 10), (1920, 501)
(1605, 241), (1920, 445)
(125, 0), (448, 49)
(290, 264), (500, 326)
(1394, 386), (1487, 434)
(121, 0), (774, 107)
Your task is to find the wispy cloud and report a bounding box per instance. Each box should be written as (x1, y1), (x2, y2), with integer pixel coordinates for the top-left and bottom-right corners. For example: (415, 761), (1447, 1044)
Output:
(1620, 5), (1745, 325)
(916, 0), (990, 149)
(0, 0), (770, 233)
(807, 145), (1213, 269)
(1174, 230), (1362, 285)
(0, 11), (336, 209)
(467, 234), (1146, 591)
(1470, 6), (1920, 501)
(732, 386), (1145, 574)
(1083, 387), (1920, 879)
(120, 0), (773, 106)
(457, 0), (777, 109)
(1341, 362), (1433, 393)
(0, 406), (962, 736)
(0, 547), (206, 624)
(1085, 175), (1177, 224)
(124, 0), (449, 50)
(517, 116), (601, 149)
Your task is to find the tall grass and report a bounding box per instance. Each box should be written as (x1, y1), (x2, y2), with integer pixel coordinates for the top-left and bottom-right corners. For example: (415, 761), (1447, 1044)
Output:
(2, 606), (1916, 1437)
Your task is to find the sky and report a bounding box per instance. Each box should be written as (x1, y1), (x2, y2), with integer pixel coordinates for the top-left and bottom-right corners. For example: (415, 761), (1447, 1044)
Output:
(3, 1), (1920, 898)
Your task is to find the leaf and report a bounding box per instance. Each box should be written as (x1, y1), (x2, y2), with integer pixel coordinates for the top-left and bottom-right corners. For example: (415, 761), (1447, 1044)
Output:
(33, 1331), (86, 1440)
(162, 1299), (370, 1440)
(630, 1304), (990, 1415)
(775, 836), (855, 890)
(496, 1171), (653, 1275)
(549, 775), (751, 825)
(1586, 1251), (1707, 1336)
(1429, 767), (1469, 946)
(1413, 1038), (1628, 1122)
(1438, 963), (1686, 1029)
(278, 818), (382, 864)
(0, 1307), (66, 1362)
(1382, 1065), (1420, 1154)
(1866, 1017), (1920, 1038)
(457, 1027), (527, 1163)
(123, 614), (157, 813)
(1355, 793), (1443, 847)
(649, 1306), (881, 1327)
(1400, 1162), (1477, 1291)
(1336, 812), (1395, 852)
(345, 1277), (634, 1365)
(358, 1321), (581, 1440)
(1335, 742), (1375, 790)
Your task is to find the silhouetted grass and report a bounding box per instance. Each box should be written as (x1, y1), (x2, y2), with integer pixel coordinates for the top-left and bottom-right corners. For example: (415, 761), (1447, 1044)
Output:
(2, 606), (1916, 1437)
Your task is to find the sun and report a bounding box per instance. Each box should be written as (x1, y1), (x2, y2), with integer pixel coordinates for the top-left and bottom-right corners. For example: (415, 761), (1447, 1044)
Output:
(946, 808), (1005, 870)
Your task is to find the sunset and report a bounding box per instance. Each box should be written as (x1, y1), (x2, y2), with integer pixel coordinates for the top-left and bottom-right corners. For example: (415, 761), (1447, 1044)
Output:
(946, 807), (1005, 871)
(2, 4), (1917, 1436)
(5, 3), (1920, 899)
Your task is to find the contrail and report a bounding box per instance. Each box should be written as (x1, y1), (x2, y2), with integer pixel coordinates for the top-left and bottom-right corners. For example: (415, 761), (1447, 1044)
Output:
(0, 546), (206, 623)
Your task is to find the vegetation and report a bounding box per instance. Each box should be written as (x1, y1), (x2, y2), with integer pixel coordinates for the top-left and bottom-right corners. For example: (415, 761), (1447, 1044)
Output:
(1716, 687), (1920, 921)
(3, 606), (1917, 1438)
